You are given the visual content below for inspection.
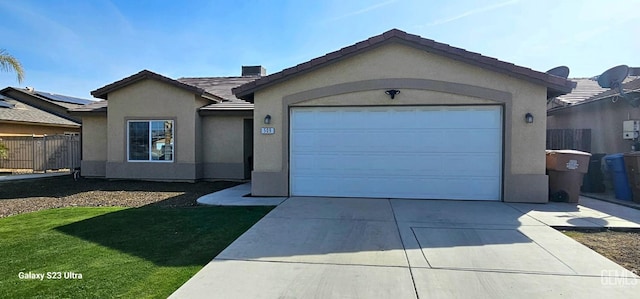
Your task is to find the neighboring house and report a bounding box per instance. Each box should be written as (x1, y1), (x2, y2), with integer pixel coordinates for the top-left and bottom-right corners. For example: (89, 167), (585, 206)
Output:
(0, 87), (91, 124)
(0, 87), (91, 136)
(232, 29), (575, 203)
(69, 67), (260, 181)
(547, 70), (640, 154)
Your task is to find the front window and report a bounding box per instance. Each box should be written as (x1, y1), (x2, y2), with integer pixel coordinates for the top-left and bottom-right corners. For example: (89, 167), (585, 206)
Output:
(128, 120), (174, 162)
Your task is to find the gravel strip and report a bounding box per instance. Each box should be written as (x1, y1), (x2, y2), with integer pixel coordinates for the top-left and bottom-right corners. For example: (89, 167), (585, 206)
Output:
(0, 175), (241, 218)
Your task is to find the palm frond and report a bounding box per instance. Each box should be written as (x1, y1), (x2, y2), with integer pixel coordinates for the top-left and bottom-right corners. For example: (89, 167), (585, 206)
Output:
(0, 49), (25, 83)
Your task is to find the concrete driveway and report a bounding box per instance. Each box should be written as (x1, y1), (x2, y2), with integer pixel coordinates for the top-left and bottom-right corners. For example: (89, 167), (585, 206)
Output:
(171, 197), (639, 298)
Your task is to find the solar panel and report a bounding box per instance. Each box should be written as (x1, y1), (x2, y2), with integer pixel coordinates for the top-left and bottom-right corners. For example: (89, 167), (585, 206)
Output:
(0, 95), (15, 108)
(35, 91), (92, 105)
(0, 101), (14, 108)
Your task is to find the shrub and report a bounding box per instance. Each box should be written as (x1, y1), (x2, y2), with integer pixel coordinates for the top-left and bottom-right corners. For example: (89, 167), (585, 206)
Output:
(0, 142), (7, 159)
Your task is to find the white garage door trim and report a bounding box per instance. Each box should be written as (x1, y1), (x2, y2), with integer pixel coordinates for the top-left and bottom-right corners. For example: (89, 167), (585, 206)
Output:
(289, 106), (503, 200)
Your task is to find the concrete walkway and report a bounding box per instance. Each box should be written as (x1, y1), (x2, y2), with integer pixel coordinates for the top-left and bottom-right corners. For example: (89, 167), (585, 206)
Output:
(0, 172), (70, 182)
(196, 183), (287, 206)
(171, 196), (640, 298)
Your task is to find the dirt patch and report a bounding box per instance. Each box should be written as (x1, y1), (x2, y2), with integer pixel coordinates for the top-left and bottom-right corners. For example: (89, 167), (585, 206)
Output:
(0, 175), (242, 218)
(564, 230), (640, 273)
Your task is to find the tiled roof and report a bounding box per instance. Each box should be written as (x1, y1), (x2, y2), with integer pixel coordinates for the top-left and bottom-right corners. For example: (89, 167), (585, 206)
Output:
(553, 78), (607, 105)
(91, 70), (222, 101)
(552, 76), (639, 106)
(548, 77), (640, 113)
(68, 100), (107, 114)
(178, 76), (256, 111)
(233, 29), (576, 101)
(178, 76), (257, 101)
(0, 95), (80, 127)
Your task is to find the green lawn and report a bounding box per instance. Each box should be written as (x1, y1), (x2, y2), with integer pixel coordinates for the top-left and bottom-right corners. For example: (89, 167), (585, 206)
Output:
(0, 206), (272, 298)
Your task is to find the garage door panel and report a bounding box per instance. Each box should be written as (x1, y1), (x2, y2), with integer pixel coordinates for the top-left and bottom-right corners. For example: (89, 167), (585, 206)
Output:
(291, 154), (501, 176)
(291, 176), (501, 200)
(290, 106), (502, 200)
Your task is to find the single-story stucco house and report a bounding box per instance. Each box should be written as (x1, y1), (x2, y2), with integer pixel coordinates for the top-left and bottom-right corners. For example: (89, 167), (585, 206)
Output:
(71, 29), (575, 203)
(69, 67), (262, 181)
(232, 29), (575, 203)
(548, 71), (640, 154)
(0, 87), (90, 136)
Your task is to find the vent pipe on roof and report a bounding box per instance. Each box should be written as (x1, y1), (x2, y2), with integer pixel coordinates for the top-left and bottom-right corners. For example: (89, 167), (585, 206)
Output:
(242, 66), (266, 77)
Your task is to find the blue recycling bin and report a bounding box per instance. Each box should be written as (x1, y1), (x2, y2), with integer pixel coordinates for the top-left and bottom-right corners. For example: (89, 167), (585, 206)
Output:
(604, 154), (633, 200)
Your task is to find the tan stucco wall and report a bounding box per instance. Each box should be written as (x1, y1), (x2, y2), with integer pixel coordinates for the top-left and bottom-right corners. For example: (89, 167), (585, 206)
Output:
(81, 116), (107, 161)
(252, 42), (548, 201)
(79, 115), (107, 177)
(298, 90), (496, 107)
(202, 116), (246, 163)
(105, 79), (210, 180)
(201, 116), (251, 179)
(0, 122), (80, 136)
(548, 99), (640, 153)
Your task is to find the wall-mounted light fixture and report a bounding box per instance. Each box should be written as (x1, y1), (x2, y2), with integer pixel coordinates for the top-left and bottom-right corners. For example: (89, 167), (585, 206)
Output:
(264, 114), (271, 124)
(385, 89), (400, 99)
(525, 113), (534, 124)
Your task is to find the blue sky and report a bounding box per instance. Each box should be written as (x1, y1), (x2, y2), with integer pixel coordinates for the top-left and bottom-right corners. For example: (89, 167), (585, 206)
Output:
(0, 0), (638, 99)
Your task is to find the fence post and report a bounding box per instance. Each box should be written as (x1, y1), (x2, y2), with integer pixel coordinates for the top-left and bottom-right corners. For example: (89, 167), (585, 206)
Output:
(31, 135), (35, 172)
(67, 135), (73, 170)
(43, 135), (47, 173)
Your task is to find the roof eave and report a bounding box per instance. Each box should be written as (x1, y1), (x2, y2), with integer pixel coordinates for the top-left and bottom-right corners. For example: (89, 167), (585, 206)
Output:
(0, 119), (81, 128)
(198, 109), (253, 117)
(68, 109), (107, 116)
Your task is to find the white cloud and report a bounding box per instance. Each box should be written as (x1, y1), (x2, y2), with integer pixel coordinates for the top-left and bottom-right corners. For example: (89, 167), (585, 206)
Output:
(422, 0), (519, 27)
(325, 0), (398, 22)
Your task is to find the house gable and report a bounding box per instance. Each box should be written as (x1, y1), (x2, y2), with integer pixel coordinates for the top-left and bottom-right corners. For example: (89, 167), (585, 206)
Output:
(234, 29), (575, 101)
(91, 69), (221, 102)
(106, 78), (209, 166)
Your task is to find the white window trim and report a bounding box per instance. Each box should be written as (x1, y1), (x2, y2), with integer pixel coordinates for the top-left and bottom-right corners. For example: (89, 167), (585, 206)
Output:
(126, 120), (174, 163)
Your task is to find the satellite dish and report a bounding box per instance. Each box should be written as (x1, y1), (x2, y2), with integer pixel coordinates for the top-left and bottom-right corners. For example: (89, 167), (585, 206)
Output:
(597, 65), (629, 89)
(546, 66), (570, 78)
(596, 65), (640, 107)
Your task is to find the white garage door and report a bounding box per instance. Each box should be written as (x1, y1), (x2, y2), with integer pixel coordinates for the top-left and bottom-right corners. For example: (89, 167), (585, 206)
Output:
(290, 106), (502, 200)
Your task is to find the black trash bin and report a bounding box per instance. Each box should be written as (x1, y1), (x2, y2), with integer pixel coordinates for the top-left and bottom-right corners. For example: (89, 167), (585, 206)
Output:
(581, 153), (606, 193)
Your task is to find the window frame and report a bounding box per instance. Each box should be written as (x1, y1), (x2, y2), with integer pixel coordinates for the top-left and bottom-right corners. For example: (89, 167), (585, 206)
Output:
(126, 119), (175, 163)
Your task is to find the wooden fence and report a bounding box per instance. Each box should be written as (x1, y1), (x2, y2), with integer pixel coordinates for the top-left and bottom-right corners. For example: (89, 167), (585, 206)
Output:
(0, 135), (80, 173)
(546, 129), (591, 152)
